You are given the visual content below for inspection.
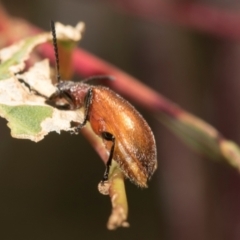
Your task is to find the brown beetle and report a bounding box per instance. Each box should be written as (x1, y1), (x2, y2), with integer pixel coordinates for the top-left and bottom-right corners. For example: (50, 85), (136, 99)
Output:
(48, 21), (157, 187)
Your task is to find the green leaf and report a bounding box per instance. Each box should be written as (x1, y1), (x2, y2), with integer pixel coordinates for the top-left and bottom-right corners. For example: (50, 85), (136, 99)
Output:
(158, 112), (221, 159)
(157, 111), (240, 169)
(0, 104), (52, 140)
(0, 34), (49, 80)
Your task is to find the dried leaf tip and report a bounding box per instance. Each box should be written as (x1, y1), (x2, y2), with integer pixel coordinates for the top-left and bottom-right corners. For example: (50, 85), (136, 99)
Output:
(54, 21), (85, 41)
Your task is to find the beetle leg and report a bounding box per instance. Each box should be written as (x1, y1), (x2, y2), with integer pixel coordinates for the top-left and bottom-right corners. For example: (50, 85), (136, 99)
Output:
(71, 88), (93, 134)
(101, 132), (115, 183)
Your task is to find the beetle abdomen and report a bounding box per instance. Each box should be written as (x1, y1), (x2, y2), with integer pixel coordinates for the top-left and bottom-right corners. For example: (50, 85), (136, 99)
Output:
(89, 86), (157, 187)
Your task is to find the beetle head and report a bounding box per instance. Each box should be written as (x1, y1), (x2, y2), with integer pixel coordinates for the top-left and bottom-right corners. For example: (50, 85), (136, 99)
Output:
(47, 81), (90, 110)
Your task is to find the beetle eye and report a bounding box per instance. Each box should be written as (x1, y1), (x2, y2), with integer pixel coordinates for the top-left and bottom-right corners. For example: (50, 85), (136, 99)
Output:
(63, 91), (74, 104)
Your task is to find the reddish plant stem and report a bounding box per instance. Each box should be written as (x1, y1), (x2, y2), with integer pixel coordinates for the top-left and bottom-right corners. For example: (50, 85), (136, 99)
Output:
(81, 126), (109, 164)
(39, 42), (182, 117)
(1, 2), (240, 117)
(0, 5), (39, 46)
(73, 48), (182, 115)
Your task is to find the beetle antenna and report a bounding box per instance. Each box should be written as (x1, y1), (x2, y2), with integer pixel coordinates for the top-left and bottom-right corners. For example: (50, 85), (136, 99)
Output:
(50, 20), (61, 83)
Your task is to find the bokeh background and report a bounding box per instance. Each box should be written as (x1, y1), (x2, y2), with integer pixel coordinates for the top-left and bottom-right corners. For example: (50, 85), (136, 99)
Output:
(1, 0), (240, 239)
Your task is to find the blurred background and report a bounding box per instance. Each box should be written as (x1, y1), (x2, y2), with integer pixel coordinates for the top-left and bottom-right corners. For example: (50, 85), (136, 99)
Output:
(1, 0), (240, 239)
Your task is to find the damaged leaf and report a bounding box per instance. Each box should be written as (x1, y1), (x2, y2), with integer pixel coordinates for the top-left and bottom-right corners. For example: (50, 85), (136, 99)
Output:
(0, 22), (85, 141)
(0, 34), (49, 80)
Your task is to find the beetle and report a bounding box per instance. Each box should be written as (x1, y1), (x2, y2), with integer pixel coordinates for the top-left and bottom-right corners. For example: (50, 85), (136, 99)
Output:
(47, 21), (157, 187)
